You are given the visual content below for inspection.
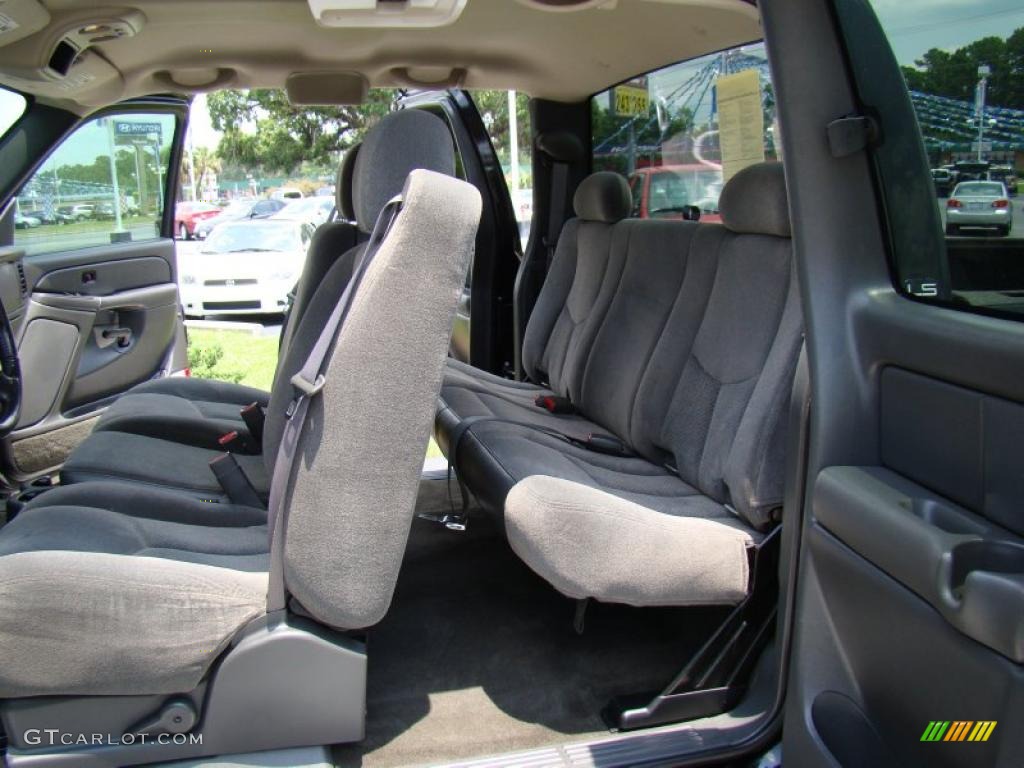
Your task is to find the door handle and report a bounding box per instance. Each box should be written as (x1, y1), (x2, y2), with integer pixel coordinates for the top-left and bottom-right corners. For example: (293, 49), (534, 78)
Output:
(96, 327), (132, 349)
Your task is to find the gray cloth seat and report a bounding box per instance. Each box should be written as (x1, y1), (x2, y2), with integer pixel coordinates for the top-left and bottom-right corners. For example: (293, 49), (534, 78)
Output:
(92, 143), (364, 452)
(435, 172), (631, 454)
(444, 162), (802, 607)
(61, 114), (456, 500)
(0, 121), (482, 701)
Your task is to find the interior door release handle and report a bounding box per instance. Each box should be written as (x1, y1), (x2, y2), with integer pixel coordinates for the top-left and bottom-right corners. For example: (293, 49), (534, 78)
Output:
(97, 327), (132, 349)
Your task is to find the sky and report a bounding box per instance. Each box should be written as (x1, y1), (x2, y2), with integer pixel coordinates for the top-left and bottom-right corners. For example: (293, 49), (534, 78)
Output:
(177, 0), (1024, 151)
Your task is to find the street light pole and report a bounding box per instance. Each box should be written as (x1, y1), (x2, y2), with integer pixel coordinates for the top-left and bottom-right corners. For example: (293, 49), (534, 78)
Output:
(975, 64), (990, 163)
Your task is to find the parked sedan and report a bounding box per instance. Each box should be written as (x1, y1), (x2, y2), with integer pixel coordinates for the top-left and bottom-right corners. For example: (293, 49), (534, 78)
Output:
(193, 198), (285, 239)
(173, 201), (220, 240)
(945, 181), (1013, 236)
(178, 218), (314, 318)
(14, 212), (41, 229)
(274, 195), (335, 228)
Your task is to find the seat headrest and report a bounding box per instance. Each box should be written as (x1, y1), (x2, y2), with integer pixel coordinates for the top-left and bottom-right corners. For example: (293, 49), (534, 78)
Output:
(573, 172), (631, 223)
(336, 142), (361, 222)
(718, 162), (791, 238)
(352, 110), (455, 233)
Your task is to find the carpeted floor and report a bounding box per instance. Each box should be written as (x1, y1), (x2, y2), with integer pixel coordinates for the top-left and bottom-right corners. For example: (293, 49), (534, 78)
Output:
(333, 514), (729, 767)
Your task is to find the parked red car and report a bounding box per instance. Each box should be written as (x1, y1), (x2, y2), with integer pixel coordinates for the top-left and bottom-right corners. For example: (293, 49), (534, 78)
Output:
(628, 164), (724, 222)
(173, 201), (221, 240)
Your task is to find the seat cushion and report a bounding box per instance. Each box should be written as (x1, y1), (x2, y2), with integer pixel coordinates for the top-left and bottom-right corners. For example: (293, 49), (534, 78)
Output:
(506, 475), (755, 607)
(0, 502), (268, 697)
(60, 431), (270, 500)
(94, 376), (271, 451)
(435, 359), (601, 456)
(25, 480), (268, 527)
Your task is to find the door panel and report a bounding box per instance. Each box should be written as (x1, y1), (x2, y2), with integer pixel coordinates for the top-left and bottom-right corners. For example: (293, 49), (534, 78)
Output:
(760, 0), (1024, 765)
(0, 101), (188, 480)
(4, 239), (179, 478)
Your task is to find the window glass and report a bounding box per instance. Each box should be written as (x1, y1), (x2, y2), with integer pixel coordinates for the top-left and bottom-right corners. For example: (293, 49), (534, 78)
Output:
(471, 91), (533, 244)
(0, 88), (27, 140)
(852, 2), (1024, 318)
(14, 113), (176, 256)
(592, 43), (776, 223)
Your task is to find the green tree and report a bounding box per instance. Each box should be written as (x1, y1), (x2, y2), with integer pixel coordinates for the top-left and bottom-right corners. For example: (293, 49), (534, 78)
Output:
(207, 88), (399, 174)
(901, 26), (1024, 110)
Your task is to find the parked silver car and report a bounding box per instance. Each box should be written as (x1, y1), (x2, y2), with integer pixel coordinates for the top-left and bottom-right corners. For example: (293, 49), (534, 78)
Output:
(945, 181), (1013, 236)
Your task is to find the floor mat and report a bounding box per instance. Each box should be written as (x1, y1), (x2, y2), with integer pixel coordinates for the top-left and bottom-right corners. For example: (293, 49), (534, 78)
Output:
(334, 515), (728, 767)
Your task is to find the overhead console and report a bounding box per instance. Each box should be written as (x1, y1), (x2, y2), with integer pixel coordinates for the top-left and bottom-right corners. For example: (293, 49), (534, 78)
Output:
(307, 0), (467, 28)
(0, 4), (143, 107)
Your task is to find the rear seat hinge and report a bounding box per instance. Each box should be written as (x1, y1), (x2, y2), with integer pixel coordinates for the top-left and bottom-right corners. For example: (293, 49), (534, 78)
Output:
(826, 113), (879, 158)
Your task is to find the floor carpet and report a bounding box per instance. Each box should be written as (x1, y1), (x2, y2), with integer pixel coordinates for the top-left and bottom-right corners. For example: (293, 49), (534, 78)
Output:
(333, 514), (728, 767)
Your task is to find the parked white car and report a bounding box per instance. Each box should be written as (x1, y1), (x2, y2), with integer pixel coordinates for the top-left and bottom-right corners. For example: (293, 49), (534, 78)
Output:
(178, 218), (315, 317)
(274, 195), (335, 228)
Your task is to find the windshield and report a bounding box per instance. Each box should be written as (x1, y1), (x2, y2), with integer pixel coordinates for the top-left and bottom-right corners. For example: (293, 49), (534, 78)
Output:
(201, 221), (301, 254)
(955, 182), (1003, 197)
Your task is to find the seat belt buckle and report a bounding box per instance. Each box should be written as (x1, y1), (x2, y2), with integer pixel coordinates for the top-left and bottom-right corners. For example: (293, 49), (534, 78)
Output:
(535, 394), (575, 414)
(209, 452), (263, 507)
(286, 373), (326, 418)
(239, 401), (266, 442)
(583, 433), (632, 457)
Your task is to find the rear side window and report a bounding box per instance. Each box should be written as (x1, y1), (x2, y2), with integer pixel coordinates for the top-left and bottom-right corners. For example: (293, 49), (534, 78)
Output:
(591, 43), (777, 224)
(838, 2), (1024, 319)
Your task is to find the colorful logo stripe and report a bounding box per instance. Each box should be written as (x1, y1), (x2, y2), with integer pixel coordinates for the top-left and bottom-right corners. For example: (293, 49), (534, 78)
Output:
(920, 721), (996, 742)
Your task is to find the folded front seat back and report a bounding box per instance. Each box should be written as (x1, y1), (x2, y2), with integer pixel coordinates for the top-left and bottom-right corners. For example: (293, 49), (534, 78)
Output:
(0, 167), (482, 700)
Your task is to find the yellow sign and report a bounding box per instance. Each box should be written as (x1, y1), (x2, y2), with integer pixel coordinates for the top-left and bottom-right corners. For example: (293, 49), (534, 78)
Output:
(613, 85), (649, 117)
(716, 69), (765, 183)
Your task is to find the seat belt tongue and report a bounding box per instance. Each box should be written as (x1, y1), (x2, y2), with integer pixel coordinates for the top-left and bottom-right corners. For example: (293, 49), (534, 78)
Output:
(240, 401), (265, 442)
(209, 452), (263, 507)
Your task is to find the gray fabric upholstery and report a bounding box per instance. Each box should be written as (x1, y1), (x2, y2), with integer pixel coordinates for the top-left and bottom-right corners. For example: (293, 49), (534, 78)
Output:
(61, 431), (269, 498)
(437, 162), (800, 606)
(284, 170), (480, 629)
(25, 480), (267, 526)
(0, 502), (268, 697)
(351, 110), (455, 233)
(336, 142), (361, 221)
(572, 171), (632, 223)
(506, 475), (754, 606)
(719, 161), (791, 238)
(93, 377), (270, 450)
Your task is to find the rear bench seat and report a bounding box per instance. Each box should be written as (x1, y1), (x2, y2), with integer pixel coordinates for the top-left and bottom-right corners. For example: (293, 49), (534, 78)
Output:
(437, 161), (801, 608)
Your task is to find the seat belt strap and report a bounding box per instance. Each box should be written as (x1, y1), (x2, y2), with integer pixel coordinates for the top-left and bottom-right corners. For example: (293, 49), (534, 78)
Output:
(544, 161), (569, 267)
(265, 198), (402, 613)
(240, 401), (266, 443)
(209, 452), (263, 508)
